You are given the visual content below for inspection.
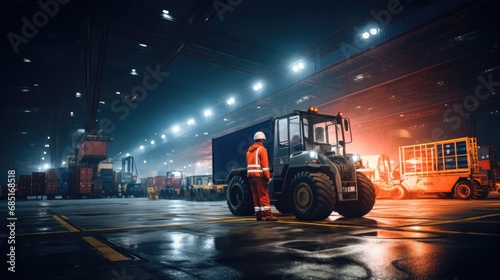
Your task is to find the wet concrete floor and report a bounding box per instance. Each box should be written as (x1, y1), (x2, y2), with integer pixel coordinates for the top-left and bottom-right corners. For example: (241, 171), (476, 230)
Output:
(1, 193), (500, 279)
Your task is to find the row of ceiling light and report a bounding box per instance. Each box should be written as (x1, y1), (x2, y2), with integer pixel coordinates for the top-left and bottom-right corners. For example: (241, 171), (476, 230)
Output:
(116, 60), (309, 163)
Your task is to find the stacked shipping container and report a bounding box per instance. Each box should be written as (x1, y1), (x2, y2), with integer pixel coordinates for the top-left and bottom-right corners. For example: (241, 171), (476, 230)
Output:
(31, 172), (45, 197)
(17, 175), (31, 198)
(45, 168), (58, 198)
(100, 168), (115, 197)
(71, 167), (93, 196)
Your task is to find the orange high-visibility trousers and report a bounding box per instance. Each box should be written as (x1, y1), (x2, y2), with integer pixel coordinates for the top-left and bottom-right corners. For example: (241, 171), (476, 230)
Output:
(249, 178), (272, 215)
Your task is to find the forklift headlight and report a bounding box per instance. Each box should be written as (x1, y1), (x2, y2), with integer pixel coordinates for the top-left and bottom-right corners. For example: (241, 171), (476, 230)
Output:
(309, 150), (318, 159)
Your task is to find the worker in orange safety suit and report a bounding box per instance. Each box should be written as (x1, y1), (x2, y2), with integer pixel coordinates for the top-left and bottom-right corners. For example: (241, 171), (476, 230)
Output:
(246, 131), (278, 221)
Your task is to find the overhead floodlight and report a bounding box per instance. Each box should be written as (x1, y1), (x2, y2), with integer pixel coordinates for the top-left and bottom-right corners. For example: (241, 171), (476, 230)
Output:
(130, 69), (139, 75)
(23, 58), (31, 63)
(70, 111), (74, 117)
(139, 43), (147, 47)
(204, 109), (212, 117)
(370, 28), (378, 35)
(116, 91), (121, 95)
(172, 125), (180, 133)
(187, 119), (195, 125)
(140, 145), (144, 150)
(75, 92), (82, 98)
(226, 97), (235, 105)
(144, 160), (147, 163)
(253, 82), (263, 91)
(161, 134), (166, 139)
(162, 10), (174, 21)
(126, 153), (130, 157)
(99, 101), (105, 104)
(362, 32), (370, 39)
(292, 62), (305, 72)
(150, 140), (155, 145)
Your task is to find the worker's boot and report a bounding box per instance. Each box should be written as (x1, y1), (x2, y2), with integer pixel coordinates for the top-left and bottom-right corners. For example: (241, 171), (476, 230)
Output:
(264, 211), (278, 221)
(255, 212), (262, 221)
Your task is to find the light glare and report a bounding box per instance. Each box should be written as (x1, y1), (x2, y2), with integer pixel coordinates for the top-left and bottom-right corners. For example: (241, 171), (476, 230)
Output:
(253, 82), (263, 91)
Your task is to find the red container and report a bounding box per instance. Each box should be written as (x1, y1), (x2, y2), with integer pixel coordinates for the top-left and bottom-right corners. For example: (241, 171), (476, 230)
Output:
(45, 181), (58, 194)
(78, 141), (107, 161)
(72, 167), (93, 194)
(45, 168), (59, 195)
(75, 167), (93, 182)
(18, 175), (31, 196)
(46, 168), (58, 181)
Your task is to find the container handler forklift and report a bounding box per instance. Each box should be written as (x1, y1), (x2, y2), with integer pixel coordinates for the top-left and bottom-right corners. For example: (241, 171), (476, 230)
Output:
(183, 175), (226, 201)
(359, 137), (490, 200)
(120, 156), (144, 197)
(160, 170), (185, 199)
(212, 107), (376, 221)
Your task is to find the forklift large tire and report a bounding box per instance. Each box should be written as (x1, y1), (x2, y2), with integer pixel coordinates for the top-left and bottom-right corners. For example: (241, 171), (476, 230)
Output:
(166, 188), (174, 199)
(472, 180), (489, 199)
(189, 186), (196, 201)
(226, 175), (254, 216)
(455, 180), (474, 200)
(288, 171), (336, 221)
(334, 172), (376, 218)
(198, 188), (208, 201)
(391, 184), (408, 199)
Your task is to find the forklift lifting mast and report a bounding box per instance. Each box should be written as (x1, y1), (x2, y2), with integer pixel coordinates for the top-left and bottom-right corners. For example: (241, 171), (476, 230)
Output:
(120, 156), (144, 198)
(160, 170), (185, 199)
(215, 107), (376, 221)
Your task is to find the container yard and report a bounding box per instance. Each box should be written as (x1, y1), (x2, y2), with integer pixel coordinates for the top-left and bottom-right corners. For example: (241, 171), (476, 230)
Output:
(1, 1), (500, 279)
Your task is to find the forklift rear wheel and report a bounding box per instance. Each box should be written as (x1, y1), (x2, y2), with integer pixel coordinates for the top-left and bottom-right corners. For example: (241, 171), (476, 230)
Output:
(226, 175), (254, 216)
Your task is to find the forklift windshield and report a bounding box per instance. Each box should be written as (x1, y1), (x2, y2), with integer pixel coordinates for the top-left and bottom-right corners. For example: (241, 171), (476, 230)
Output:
(302, 112), (352, 155)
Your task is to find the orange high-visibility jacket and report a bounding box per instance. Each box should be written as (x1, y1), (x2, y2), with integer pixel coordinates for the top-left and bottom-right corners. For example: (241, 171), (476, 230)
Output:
(246, 142), (271, 179)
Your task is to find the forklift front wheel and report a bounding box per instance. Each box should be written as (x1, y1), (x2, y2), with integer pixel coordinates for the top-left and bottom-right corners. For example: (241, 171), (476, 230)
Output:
(391, 185), (407, 199)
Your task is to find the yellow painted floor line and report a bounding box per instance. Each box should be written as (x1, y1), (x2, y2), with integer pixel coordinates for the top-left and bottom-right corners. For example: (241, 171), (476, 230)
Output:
(82, 236), (130, 262)
(61, 215), (70, 220)
(52, 215), (80, 232)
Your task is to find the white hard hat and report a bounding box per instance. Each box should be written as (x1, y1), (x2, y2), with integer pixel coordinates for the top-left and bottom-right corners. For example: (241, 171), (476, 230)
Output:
(254, 131), (266, 140)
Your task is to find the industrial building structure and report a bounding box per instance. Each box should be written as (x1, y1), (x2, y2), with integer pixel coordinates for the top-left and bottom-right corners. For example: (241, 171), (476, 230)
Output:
(1, 0), (499, 183)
